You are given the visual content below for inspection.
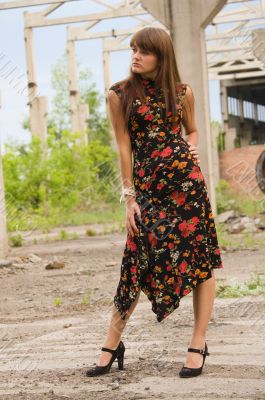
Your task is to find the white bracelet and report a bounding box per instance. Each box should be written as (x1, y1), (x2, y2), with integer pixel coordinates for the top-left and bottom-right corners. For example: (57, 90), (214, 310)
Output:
(119, 186), (136, 203)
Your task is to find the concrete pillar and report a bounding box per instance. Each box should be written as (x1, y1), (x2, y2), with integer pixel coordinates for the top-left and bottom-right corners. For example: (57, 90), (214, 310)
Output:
(67, 33), (89, 144)
(211, 123), (220, 191)
(239, 94), (244, 123)
(220, 80), (229, 150)
(103, 47), (111, 103)
(103, 42), (118, 152)
(141, 0), (227, 216)
(67, 37), (80, 132)
(24, 19), (47, 148)
(253, 102), (258, 125)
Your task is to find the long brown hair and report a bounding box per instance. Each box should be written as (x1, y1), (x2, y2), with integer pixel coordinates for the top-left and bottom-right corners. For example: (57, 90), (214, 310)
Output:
(118, 27), (190, 132)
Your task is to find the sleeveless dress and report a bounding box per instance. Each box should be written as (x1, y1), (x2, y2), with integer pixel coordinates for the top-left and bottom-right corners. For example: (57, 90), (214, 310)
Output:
(109, 76), (224, 323)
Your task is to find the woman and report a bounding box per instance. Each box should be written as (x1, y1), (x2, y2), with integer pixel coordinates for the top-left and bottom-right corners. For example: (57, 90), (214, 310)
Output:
(86, 27), (224, 378)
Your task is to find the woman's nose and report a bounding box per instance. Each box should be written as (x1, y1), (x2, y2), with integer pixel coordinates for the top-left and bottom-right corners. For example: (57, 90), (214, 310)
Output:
(133, 51), (141, 59)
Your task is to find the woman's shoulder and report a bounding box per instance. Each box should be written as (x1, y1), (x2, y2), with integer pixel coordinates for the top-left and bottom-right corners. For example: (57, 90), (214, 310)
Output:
(176, 81), (188, 93)
(176, 82), (193, 101)
(108, 79), (127, 98)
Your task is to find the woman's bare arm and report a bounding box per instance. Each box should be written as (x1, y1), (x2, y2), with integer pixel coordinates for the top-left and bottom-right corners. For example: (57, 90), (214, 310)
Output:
(108, 89), (134, 192)
(108, 89), (141, 236)
(182, 84), (199, 147)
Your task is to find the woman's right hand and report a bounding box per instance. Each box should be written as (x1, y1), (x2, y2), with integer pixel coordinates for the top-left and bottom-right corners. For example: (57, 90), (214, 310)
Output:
(125, 196), (142, 237)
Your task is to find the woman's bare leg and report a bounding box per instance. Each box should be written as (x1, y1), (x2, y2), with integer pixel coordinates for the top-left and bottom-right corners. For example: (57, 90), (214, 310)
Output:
(183, 270), (216, 368)
(97, 290), (141, 366)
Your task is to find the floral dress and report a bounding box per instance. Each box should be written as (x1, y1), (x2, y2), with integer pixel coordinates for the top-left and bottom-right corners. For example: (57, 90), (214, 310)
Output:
(109, 76), (224, 323)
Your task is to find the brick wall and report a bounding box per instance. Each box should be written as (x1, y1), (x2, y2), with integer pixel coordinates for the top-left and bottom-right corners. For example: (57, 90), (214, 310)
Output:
(219, 144), (265, 199)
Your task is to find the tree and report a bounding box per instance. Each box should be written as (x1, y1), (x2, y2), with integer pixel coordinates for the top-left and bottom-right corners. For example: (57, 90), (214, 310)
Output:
(49, 52), (112, 145)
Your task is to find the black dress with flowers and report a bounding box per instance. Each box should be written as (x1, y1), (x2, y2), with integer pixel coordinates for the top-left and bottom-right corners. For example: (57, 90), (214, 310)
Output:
(109, 76), (224, 323)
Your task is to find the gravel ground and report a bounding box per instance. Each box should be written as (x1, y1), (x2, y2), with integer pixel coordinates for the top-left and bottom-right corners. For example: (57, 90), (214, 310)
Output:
(0, 231), (264, 399)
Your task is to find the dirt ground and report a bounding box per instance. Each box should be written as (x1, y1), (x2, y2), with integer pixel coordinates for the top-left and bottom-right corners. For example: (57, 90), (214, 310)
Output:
(0, 229), (265, 400)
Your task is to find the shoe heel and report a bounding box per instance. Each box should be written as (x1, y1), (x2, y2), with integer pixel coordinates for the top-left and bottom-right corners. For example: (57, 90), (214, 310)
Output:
(117, 350), (125, 370)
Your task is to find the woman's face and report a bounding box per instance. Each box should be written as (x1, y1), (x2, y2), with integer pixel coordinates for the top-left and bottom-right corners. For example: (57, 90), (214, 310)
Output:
(131, 42), (159, 77)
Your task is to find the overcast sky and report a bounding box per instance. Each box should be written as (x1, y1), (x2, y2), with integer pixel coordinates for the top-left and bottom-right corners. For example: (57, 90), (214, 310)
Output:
(0, 0), (238, 148)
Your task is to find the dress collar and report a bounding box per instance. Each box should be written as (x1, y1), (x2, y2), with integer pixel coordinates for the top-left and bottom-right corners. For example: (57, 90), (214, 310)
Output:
(140, 74), (156, 87)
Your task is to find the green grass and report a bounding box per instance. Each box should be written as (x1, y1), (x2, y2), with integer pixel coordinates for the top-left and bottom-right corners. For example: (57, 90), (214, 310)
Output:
(6, 178), (265, 250)
(216, 178), (265, 218)
(9, 233), (23, 247)
(59, 229), (68, 240)
(216, 225), (265, 250)
(216, 274), (265, 298)
(7, 202), (126, 233)
(53, 297), (62, 307)
(82, 294), (90, 305)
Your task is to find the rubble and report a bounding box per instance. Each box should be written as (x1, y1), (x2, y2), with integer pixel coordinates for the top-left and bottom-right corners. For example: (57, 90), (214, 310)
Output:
(216, 210), (265, 233)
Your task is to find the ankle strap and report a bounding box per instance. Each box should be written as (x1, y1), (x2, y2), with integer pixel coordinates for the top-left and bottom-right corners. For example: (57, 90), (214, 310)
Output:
(101, 347), (116, 354)
(188, 347), (210, 356)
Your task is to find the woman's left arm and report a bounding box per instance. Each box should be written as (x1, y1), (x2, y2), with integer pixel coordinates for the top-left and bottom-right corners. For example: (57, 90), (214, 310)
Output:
(181, 84), (200, 163)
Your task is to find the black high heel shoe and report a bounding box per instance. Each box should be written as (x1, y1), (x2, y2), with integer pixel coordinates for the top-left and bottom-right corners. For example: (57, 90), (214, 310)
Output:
(85, 341), (125, 377)
(179, 342), (210, 378)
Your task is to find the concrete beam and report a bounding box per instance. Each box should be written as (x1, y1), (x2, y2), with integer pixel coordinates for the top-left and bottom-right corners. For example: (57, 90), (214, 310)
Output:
(0, 0), (71, 10)
(24, 7), (147, 28)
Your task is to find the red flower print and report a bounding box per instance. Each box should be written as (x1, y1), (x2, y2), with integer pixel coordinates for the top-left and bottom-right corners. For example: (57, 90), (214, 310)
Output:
(138, 169), (145, 177)
(127, 236), (137, 251)
(160, 146), (173, 157)
(159, 211), (167, 218)
(183, 288), (191, 296)
(188, 166), (204, 181)
(148, 232), (158, 247)
(151, 149), (160, 158)
(196, 234), (204, 241)
(191, 216), (200, 224)
(157, 182), (164, 190)
(178, 219), (197, 237)
(174, 284), (180, 295)
(145, 181), (151, 189)
(138, 105), (149, 114)
(187, 222), (196, 232)
(168, 242), (174, 250)
(176, 192), (186, 205)
(178, 220), (190, 237)
(172, 126), (180, 134)
(145, 114), (154, 121)
(179, 260), (188, 274)
(130, 265), (137, 274)
(146, 273), (152, 283)
(171, 190), (178, 200)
